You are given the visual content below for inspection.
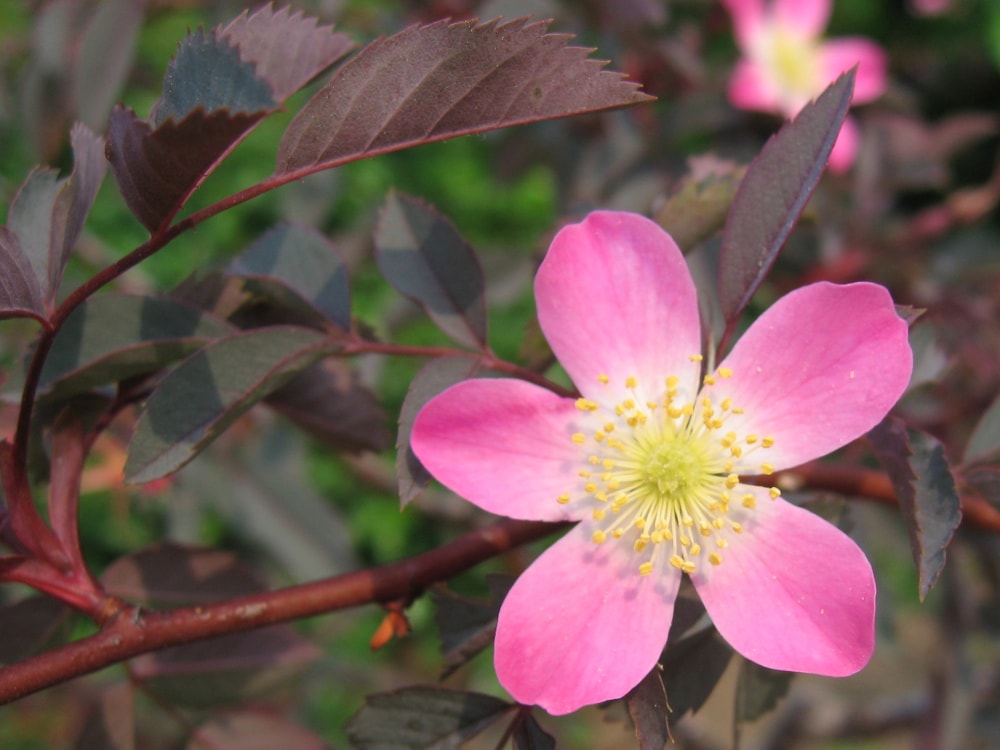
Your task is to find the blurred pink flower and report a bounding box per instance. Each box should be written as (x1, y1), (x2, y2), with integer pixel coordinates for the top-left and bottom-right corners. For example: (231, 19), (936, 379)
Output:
(723, 0), (888, 171)
(411, 211), (912, 715)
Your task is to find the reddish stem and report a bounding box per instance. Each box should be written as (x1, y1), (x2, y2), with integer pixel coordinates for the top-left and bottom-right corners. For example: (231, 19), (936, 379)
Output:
(0, 518), (564, 704)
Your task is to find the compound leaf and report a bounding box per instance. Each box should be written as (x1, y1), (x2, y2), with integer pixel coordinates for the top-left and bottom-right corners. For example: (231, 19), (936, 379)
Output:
(277, 17), (651, 175)
(125, 326), (332, 483)
(218, 4), (354, 102)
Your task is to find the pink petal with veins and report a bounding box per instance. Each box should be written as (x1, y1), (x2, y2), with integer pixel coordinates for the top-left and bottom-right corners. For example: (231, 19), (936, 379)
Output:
(495, 523), (680, 714)
(411, 378), (581, 521)
(693, 488), (875, 675)
(536, 211), (702, 406)
(713, 281), (912, 471)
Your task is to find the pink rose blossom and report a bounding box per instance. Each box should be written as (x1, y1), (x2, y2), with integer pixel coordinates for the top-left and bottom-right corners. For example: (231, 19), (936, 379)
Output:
(411, 211), (912, 715)
(723, 0), (888, 172)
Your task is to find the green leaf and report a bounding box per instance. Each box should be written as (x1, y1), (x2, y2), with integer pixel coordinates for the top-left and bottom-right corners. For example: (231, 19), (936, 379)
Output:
(717, 70), (855, 339)
(660, 627), (732, 719)
(345, 687), (513, 750)
(40, 294), (232, 399)
(152, 28), (275, 125)
(869, 417), (963, 601)
(396, 355), (485, 506)
(276, 17), (652, 175)
(230, 223), (351, 330)
(124, 326), (332, 483)
(626, 667), (670, 750)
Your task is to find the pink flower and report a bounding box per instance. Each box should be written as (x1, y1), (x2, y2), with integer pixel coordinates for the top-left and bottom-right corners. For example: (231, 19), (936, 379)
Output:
(411, 211), (912, 715)
(723, 0), (888, 172)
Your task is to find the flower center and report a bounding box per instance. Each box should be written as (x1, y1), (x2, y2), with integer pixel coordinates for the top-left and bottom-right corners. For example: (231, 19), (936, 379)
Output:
(760, 25), (822, 105)
(558, 360), (781, 577)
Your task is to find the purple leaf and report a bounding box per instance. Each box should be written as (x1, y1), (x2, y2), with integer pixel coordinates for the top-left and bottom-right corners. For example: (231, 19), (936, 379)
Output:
(510, 711), (556, 750)
(124, 326), (334, 483)
(626, 667), (670, 750)
(73, 0), (144, 130)
(102, 543), (265, 606)
(107, 105), (268, 233)
(345, 687), (513, 749)
(229, 223), (351, 330)
(150, 29), (276, 126)
(733, 660), (793, 728)
(218, 4), (355, 103)
(869, 417), (963, 601)
(0, 228), (46, 320)
(39, 294), (232, 399)
(430, 575), (513, 679)
(964, 393), (1000, 464)
(660, 627), (733, 719)
(72, 684), (135, 750)
(396, 355), (485, 506)
(266, 359), (392, 453)
(0, 596), (72, 667)
(186, 712), (328, 750)
(276, 17), (652, 175)
(717, 71), (855, 341)
(375, 192), (487, 350)
(5, 124), (106, 306)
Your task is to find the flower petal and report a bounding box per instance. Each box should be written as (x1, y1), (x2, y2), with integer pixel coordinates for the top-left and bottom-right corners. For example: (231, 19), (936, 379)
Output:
(728, 59), (786, 114)
(722, 0), (767, 50)
(714, 281), (912, 471)
(692, 489), (875, 676)
(827, 115), (859, 173)
(411, 378), (582, 521)
(774, 0), (831, 39)
(819, 38), (888, 104)
(495, 523), (680, 714)
(535, 211), (701, 405)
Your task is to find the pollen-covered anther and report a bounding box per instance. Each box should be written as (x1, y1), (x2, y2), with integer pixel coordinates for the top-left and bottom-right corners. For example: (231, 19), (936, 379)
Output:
(638, 562), (654, 576)
(575, 398), (599, 412)
(760, 462), (775, 475)
(769, 487), (782, 499)
(557, 493), (571, 505)
(592, 530), (607, 544)
(709, 553), (723, 566)
(742, 493), (756, 509)
(571, 433), (586, 444)
(718, 367), (733, 379)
